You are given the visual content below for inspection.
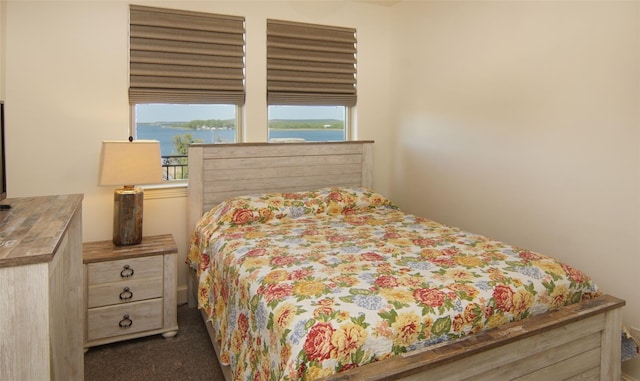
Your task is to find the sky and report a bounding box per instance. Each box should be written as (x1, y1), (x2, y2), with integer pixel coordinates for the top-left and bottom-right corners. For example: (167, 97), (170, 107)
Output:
(136, 104), (345, 123)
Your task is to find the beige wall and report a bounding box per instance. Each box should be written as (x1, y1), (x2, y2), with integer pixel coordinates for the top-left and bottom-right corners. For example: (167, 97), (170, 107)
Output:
(0, 1), (4, 100)
(3, 0), (639, 377)
(389, 1), (640, 377)
(3, 0), (393, 308)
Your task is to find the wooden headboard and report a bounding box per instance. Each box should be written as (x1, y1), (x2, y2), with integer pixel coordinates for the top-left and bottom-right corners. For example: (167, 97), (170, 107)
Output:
(187, 141), (374, 234)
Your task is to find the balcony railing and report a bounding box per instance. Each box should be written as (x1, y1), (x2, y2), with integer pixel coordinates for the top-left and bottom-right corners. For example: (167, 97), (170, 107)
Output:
(162, 154), (188, 180)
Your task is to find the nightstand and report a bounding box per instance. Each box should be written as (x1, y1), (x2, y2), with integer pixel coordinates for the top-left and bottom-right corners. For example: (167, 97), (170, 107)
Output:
(83, 234), (179, 348)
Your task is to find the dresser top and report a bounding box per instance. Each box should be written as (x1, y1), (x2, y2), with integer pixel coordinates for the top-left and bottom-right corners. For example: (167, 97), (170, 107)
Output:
(0, 194), (84, 268)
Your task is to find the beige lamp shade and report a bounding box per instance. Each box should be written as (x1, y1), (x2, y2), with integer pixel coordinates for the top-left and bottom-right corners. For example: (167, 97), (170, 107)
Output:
(98, 140), (163, 186)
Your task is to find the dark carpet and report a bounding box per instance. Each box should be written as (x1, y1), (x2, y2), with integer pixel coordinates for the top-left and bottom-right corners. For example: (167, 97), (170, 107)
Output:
(84, 304), (225, 381)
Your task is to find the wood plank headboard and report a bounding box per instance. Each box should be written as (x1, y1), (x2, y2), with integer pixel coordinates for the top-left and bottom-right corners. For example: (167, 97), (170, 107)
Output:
(187, 141), (374, 234)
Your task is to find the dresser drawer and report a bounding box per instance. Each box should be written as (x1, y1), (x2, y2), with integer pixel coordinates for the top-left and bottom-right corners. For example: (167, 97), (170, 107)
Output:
(87, 298), (163, 341)
(87, 255), (162, 285)
(87, 277), (163, 308)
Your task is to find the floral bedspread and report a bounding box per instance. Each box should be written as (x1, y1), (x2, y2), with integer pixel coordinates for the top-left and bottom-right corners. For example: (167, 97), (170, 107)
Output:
(188, 187), (600, 381)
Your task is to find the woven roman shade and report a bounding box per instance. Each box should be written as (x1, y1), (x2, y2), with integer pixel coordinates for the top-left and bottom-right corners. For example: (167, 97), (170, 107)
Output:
(267, 19), (357, 107)
(129, 5), (245, 105)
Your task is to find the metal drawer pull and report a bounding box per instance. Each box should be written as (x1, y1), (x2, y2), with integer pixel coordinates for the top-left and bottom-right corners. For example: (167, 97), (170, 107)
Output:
(119, 314), (132, 328)
(119, 287), (133, 301)
(120, 265), (134, 278)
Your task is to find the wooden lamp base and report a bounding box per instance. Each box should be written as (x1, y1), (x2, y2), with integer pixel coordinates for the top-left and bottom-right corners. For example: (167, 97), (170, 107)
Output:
(112, 186), (144, 246)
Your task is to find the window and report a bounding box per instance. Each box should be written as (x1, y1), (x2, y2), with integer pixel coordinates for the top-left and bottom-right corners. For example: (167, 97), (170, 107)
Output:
(266, 19), (357, 142)
(268, 105), (347, 142)
(134, 104), (239, 181)
(129, 5), (245, 181)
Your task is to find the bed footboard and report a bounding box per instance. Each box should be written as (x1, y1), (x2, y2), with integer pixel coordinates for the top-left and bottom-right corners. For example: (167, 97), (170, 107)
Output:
(188, 263), (623, 381)
(324, 295), (624, 381)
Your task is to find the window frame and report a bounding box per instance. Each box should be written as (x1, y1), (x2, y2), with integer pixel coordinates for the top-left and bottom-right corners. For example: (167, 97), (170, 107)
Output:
(266, 18), (357, 143)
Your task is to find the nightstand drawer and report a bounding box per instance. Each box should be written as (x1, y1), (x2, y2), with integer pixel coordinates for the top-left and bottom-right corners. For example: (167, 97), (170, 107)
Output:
(87, 255), (163, 285)
(87, 277), (163, 308)
(87, 298), (163, 341)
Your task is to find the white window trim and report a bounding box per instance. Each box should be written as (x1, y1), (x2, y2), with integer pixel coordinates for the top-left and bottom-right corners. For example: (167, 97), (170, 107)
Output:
(143, 182), (187, 200)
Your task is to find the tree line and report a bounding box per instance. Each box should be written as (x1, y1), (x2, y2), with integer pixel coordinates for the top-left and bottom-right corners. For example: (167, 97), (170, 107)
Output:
(145, 118), (344, 130)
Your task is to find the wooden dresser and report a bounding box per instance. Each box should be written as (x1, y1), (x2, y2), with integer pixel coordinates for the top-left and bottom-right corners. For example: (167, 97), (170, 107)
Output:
(83, 234), (178, 348)
(0, 194), (84, 381)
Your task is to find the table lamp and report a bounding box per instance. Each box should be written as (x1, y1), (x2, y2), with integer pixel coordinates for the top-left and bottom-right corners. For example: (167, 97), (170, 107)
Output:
(98, 140), (163, 246)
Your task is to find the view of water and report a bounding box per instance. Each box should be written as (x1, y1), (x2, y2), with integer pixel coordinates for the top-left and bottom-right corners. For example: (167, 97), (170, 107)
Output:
(137, 124), (345, 156)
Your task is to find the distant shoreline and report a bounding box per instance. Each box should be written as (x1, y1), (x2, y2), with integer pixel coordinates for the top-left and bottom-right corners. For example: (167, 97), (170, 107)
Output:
(270, 127), (342, 131)
(141, 124), (341, 131)
(139, 124), (344, 156)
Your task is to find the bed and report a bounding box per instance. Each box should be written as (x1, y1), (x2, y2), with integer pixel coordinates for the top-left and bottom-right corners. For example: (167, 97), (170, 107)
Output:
(186, 141), (624, 381)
